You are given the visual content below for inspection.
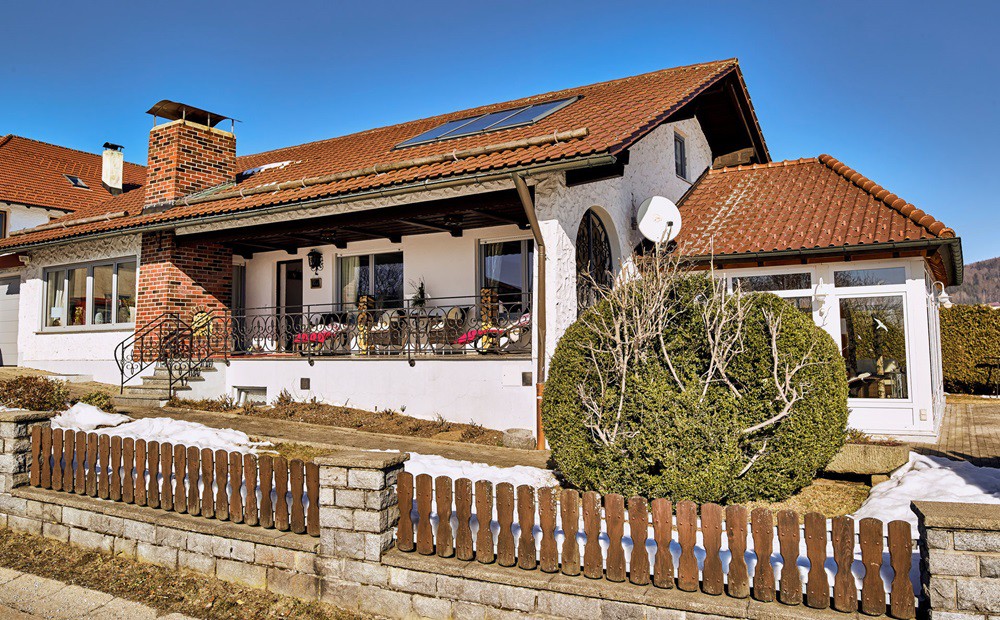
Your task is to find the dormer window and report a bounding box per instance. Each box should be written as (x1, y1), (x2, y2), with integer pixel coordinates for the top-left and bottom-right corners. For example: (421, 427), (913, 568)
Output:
(674, 133), (687, 180)
(64, 174), (89, 189)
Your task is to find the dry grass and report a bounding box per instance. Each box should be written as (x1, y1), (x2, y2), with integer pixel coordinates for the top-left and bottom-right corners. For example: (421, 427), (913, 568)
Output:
(746, 478), (871, 518)
(0, 528), (368, 619)
(269, 442), (336, 462)
(170, 397), (503, 447)
(0, 367), (116, 403)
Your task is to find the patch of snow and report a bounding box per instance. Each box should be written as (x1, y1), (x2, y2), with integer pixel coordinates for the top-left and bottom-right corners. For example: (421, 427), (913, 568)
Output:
(50, 403), (132, 432)
(52, 404), (270, 454)
(239, 160), (296, 177)
(852, 452), (1000, 533)
(391, 450), (558, 488)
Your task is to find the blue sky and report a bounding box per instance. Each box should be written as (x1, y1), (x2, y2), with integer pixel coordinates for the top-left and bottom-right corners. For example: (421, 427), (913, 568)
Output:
(3, 1), (997, 262)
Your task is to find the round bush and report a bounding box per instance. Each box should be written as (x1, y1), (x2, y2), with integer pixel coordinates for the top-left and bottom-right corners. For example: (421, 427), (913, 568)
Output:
(542, 274), (848, 503)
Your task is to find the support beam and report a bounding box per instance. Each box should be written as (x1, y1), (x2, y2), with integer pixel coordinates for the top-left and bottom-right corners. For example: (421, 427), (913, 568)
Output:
(341, 227), (402, 244)
(398, 218), (463, 237)
(471, 209), (530, 230)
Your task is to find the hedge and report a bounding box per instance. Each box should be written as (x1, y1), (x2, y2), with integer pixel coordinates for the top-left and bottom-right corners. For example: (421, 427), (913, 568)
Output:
(941, 304), (1000, 394)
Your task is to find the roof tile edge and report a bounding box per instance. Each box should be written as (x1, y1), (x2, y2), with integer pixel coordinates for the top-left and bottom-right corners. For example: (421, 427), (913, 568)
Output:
(817, 154), (955, 239)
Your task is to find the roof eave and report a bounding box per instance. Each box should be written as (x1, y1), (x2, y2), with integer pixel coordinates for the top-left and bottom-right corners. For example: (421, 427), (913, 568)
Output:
(682, 236), (964, 286)
(0, 153), (618, 254)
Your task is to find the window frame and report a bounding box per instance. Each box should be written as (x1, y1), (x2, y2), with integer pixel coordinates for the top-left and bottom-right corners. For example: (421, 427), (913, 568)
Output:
(0, 210), (7, 238)
(674, 132), (688, 180)
(476, 236), (534, 309)
(334, 250), (405, 306)
(40, 257), (137, 332)
(835, 292), (912, 402)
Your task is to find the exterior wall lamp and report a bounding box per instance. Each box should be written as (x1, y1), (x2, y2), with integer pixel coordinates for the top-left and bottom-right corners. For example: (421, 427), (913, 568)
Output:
(307, 249), (324, 276)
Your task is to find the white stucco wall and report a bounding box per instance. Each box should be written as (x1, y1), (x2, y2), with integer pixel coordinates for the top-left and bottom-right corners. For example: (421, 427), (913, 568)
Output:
(16, 234), (141, 384)
(533, 118), (712, 364)
(718, 257), (942, 441)
(1, 202), (55, 236)
(217, 357), (536, 430)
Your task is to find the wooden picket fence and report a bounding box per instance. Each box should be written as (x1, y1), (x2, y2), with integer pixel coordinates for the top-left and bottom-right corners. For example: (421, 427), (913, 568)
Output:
(27, 426), (320, 537)
(396, 472), (916, 619)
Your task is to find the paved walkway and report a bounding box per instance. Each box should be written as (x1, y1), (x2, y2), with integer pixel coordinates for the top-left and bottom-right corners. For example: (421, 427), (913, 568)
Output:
(914, 399), (1000, 468)
(0, 567), (194, 619)
(127, 406), (551, 469)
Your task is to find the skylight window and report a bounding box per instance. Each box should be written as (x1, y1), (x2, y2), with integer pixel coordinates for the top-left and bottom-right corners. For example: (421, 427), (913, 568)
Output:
(64, 174), (89, 189)
(396, 96), (578, 148)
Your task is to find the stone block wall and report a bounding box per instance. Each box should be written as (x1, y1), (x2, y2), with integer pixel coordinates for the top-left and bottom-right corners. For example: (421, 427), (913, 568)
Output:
(915, 501), (1000, 619)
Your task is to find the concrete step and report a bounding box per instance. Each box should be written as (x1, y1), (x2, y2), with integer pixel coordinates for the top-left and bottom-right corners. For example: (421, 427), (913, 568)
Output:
(141, 376), (201, 388)
(123, 384), (189, 397)
(112, 395), (168, 410)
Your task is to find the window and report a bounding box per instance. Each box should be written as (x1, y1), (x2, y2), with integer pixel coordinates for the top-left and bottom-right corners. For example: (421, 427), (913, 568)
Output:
(674, 133), (687, 179)
(840, 296), (908, 399)
(479, 239), (533, 308)
(0, 211), (6, 238)
(43, 258), (137, 328)
(338, 252), (404, 308)
(396, 97), (577, 148)
(732, 273), (811, 292)
(834, 267), (906, 287)
(64, 174), (89, 189)
(576, 209), (613, 315)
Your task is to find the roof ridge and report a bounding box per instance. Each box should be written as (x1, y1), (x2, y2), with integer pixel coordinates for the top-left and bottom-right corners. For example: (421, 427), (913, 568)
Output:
(817, 153), (954, 238)
(240, 59), (739, 162)
(2, 134), (146, 171)
(711, 157), (818, 173)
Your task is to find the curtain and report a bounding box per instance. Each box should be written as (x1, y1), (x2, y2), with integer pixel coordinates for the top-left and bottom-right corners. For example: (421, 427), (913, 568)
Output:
(339, 256), (360, 308)
(482, 242), (503, 289)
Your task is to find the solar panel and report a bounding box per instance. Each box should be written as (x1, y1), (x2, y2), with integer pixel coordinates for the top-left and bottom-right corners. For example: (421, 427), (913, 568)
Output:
(396, 97), (577, 148)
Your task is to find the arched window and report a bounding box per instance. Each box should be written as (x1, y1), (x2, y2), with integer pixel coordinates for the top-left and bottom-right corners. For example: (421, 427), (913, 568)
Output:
(576, 209), (613, 314)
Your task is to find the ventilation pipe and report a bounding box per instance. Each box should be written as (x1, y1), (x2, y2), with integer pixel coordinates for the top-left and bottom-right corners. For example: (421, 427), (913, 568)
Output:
(511, 173), (547, 450)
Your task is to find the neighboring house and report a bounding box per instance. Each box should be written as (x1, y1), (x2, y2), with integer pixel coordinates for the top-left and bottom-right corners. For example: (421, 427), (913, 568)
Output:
(0, 59), (961, 443)
(0, 135), (145, 366)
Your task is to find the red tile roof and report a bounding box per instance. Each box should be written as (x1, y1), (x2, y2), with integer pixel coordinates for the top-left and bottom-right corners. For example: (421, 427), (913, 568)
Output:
(0, 135), (146, 212)
(674, 154), (956, 258)
(0, 59), (752, 251)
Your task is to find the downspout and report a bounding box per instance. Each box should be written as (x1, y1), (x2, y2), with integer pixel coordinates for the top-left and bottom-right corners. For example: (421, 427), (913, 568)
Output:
(511, 174), (547, 450)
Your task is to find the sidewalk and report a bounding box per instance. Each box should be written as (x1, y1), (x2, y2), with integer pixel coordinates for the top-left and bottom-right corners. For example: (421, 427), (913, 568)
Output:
(0, 567), (194, 619)
(128, 406), (551, 469)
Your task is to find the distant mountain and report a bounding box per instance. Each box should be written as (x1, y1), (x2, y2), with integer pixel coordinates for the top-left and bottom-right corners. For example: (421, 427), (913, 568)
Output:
(948, 256), (1000, 305)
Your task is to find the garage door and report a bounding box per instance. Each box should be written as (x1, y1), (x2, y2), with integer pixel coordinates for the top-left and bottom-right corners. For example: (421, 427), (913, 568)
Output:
(0, 277), (19, 366)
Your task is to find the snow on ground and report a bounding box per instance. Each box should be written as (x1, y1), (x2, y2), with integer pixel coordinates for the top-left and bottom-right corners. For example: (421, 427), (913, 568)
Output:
(51, 404), (270, 454)
(852, 451), (1000, 533)
(51, 403), (131, 432)
(379, 450), (558, 488)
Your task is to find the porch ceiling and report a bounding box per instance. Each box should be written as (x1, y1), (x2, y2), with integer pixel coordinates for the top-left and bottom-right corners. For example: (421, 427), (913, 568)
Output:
(185, 188), (530, 257)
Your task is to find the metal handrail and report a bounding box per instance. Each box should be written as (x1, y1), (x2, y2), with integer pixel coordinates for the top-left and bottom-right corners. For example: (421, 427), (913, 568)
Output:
(113, 312), (191, 394)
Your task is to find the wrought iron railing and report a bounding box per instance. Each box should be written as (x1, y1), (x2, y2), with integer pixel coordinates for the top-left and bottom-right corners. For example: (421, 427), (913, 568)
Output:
(116, 291), (530, 391)
(229, 291), (531, 359)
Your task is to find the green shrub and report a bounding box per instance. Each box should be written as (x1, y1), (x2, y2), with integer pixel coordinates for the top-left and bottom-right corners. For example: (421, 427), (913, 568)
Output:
(0, 376), (69, 411)
(941, 304), (1000, 394)
(542, 273), (848, 503)
(78, 391), (115, 413)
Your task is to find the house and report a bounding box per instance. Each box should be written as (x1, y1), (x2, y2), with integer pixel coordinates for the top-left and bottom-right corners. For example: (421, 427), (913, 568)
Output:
(0, 59), (961, 443)
(0, 136), (145, 366)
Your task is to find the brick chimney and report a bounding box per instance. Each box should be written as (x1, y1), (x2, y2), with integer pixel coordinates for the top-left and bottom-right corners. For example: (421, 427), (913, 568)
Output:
(144, 100), (236, 211)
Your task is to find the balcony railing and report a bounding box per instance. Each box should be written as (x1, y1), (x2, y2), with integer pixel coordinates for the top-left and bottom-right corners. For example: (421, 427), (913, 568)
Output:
(228, 290), (531, 358)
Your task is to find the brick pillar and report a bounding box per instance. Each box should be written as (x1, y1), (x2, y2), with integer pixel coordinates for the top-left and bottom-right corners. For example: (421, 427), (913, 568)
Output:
(315, 449), (407, 609)
(135, 230), (233, 330)
(0, 411), (50, 494)
(914, 500), (1000, 619)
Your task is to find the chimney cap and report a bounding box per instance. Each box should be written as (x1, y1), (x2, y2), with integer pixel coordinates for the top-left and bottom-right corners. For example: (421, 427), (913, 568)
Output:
(146, 100), (234, 127)
(103, 142), (124, 151)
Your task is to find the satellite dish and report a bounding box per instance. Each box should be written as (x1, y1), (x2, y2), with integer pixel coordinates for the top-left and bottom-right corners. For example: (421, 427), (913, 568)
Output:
(637, 196), (682, 244)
